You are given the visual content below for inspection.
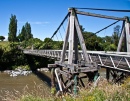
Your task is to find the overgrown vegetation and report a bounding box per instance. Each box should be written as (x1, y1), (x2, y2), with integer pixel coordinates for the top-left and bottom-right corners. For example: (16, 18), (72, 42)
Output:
(0, 41), (54, 70)
(0, 77), (130, 101)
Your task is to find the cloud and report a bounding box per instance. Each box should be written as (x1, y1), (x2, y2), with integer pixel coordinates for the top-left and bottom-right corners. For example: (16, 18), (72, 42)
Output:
(19, 21), (50, 25)
(31, 21), (49, 25)
(4, 35), (8, 41)
(18, 21), (26, 24)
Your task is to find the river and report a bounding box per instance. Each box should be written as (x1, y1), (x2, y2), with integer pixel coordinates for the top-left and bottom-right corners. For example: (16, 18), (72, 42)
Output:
(0, 68), (106, 100)
(0, 71), (51, 100)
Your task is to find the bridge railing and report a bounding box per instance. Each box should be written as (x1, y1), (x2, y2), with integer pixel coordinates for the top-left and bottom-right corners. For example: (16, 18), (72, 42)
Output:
(23, 50), (130, 72)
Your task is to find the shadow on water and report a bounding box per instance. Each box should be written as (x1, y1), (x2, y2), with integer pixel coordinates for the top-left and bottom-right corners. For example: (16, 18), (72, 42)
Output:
(32, 70), (52, 87)
(26, 55), (59, 90)
(32, 70), (59, 91)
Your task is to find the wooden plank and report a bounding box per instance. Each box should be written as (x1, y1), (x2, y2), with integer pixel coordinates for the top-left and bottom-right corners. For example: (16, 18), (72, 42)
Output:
(117, 27), (125, 52)
(117, 21), (125, 52)
(75, 10), (125, 21)
(125, 20), (130, 52)
(60, 17), (70, 63)
(68, 12), (75, 64)
(74, 25), (78, 64)
(74, 16), (90, 63)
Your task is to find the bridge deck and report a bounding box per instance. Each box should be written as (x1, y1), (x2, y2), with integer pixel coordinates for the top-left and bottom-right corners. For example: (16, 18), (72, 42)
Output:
(24, 50), (130, 73)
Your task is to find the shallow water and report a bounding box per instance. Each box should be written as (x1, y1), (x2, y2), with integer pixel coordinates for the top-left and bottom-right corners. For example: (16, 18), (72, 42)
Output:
(0, 68), (107, 100)
(0, 71), (51, 100)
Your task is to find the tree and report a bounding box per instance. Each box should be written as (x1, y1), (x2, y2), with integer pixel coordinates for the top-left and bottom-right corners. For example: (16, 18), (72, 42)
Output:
(18, 22), (33, 42)
(25, 22), (33, 40)
(43, 38), (53, 49)
(0, 36), (5, 41)
(83, 31), (103, 50)
(112, 25), (121, 46)
(8, 14), (17, 42)
(18, 26), (26, 42)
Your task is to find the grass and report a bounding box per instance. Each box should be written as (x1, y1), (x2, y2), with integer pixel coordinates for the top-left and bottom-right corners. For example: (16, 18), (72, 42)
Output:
(0, 41), (8, 48)
(0, 77), (130, 101)
(0, 41), (11, 52)
(0, 83), (51, 101)
(0, 41), (9, 47)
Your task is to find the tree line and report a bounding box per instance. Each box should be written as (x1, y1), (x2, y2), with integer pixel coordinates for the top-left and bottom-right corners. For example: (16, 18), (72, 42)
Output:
(0, 14), (121, 51)
(7, 14), (33, 42)
(0, 14), (122, 70)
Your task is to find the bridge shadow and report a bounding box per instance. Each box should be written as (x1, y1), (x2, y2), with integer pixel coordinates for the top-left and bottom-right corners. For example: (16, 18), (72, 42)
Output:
(32, 70), (52, 88)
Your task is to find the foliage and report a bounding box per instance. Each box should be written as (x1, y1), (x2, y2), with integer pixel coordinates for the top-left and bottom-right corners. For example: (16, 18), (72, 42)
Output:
(18, 22), (33, 42)
(20, 38), (43, 49)
(42, 38), (54, 49)
(112, 25), (120, 46)
(17, 24), (121, 52)
(16, 65), (30, 70)
(83, 31), (104, 51)
(0, 41), (54, 71)
(18, 26), (26, 42)
(24, 22), (33, 40)
(19, 37), (63, 50)
(8, 14), (17, 42)
(0, 42), (28, 70)
(80, 25), (121, 51)
(0, 36), (5, 41)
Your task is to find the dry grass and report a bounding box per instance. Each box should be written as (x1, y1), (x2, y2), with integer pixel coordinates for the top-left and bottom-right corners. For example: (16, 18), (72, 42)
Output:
(0, 77), (130, 101)
(78, 77), (130, 101)
(0, 82), (51, 101)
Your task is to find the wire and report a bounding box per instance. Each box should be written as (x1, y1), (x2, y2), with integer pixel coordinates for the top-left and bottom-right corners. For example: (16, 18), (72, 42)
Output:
(44, 12), (70, 47)
(73, 7), (130, 12)
(95, 20), (120, 34)
(50, 12), (70, 40)
(59, 30), (63, 41)
(55, 34), (59, 41)
(87, 20), (120, 38)
(62, 25), (66, 34)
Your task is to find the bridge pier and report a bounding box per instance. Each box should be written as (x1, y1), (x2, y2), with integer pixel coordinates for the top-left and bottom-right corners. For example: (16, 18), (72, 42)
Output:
(106, 68), (110, 81)
(48, 64), (57, 95)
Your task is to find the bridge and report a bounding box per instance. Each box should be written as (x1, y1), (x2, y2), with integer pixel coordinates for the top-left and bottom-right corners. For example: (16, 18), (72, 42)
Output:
(23, 8), (130, 95)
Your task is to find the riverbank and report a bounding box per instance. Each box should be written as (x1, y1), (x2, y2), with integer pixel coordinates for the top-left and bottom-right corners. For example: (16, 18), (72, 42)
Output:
(0, 76), (130, 101)
(1, 67), (49, 77)
(0, 68), (130, 101)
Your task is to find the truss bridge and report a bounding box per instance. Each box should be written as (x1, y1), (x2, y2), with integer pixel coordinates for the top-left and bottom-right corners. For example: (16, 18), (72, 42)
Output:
(23, 8), (130, 95)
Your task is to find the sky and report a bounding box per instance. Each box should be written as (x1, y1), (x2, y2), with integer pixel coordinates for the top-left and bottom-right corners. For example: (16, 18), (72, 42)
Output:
(0, 0), (130, 41)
